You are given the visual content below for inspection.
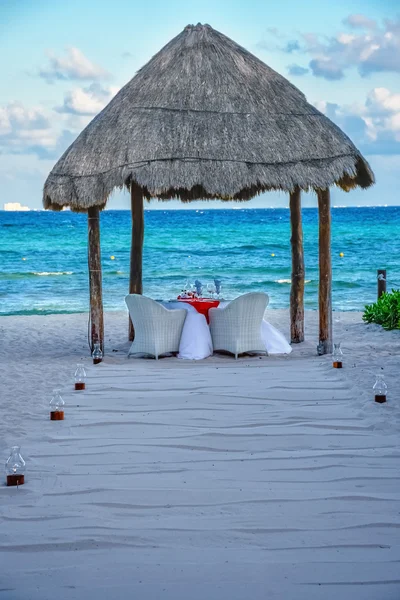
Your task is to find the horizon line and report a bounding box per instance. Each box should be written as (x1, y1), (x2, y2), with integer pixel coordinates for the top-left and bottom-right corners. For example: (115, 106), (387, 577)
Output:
(2, 204), (400, 213)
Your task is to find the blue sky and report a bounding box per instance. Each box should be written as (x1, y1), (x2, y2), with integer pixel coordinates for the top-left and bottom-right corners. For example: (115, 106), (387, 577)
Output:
(1, 0), (399, 209)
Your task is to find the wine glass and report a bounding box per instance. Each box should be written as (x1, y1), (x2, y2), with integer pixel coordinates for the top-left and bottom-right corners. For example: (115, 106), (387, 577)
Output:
(194, 279), (203, 298)
(214, 279), (222, 299)
(207, 283), (215, 299)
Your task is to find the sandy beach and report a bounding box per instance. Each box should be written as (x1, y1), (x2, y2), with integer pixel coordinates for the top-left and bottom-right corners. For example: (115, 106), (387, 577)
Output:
(0, 309), (399, 599)
(2, 0), (400, 597)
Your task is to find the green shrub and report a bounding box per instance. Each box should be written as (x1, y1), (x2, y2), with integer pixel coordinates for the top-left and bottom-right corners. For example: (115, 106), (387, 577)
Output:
(363, 289), (400, 330)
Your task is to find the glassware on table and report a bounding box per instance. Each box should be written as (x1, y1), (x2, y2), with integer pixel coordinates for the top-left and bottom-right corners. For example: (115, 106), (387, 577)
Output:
(207, 283), (216, 298)
(74, 363), (86, 390)
(194, 279), (203, 298)
(50, 388), (65, 420)
(6, 446), (26, 486)
(332, 343), (343, 368)
(373, 373), (387, 404)
(214, 279), (222, 299)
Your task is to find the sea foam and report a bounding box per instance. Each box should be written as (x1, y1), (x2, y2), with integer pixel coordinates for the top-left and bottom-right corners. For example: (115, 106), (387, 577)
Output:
(275, 279), (311, 284)
(33, 271), (73, 276)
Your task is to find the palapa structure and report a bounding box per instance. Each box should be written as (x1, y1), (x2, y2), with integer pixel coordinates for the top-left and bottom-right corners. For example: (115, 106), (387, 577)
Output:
(43, 23), (374, 355)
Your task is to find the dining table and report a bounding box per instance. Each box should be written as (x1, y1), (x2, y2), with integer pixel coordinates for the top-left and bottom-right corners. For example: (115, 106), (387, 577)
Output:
(176, 298), (220, 323)
(157, 296), (292, 359)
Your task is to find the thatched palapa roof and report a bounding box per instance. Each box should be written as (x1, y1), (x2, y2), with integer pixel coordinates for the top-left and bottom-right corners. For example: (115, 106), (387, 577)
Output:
(43, 23), (374, 211)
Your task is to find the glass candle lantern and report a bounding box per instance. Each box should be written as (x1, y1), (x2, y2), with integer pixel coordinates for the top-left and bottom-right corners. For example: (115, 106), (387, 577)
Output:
(373, 374), (387, 404)
(74, 363), (86, 390)
(92, 343), (103, 365)
(6, 446), (26, 486)
(332, 343), (343, 368)
(50, 389), (65, 420)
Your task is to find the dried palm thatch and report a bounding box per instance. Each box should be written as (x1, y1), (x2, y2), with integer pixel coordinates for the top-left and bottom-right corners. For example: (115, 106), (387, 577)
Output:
(43, 23), (374, 212)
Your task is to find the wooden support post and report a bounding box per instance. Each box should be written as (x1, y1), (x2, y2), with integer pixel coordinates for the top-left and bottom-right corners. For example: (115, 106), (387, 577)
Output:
(377, 269), (386, 299)
(317, 188), (332, 355)
(129, 182), (144, 341)
(289, 187), (305, 343)
(88, 206), (104, 353)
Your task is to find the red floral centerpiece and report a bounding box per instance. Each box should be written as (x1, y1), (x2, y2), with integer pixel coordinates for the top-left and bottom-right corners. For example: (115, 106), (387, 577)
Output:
(177, 290), (198, 299)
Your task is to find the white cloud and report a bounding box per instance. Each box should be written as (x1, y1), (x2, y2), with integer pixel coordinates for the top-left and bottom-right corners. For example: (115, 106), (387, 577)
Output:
(39, 47), (109, 83)
(315, 87), (400, 153)
(0, 102), (57, 152)
(309, 57), (343, 80)
(343, 14), (377, 30)
(0, 102), (49, 131)
(261, 15), (400, 80)
(0, 84), (114, 160)
(287, 64), (309, 76)
(0, 101), (77, 159)
(305, 17), (400, 79)
(0, 108), (12, 136)
(56, 83), (119, 116)
(365, 88), (400, 115)
(337, 33), (357, 45)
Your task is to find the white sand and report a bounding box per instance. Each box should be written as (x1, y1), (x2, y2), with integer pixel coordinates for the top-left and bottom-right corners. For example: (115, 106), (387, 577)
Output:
(0, 309), (399, 600)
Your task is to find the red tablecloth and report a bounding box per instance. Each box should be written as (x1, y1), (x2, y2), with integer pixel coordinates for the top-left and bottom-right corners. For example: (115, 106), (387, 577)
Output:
(177, 298), (220, 323)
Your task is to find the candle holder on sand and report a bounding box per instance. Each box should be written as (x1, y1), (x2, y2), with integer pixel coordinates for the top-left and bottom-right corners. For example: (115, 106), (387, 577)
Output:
(6, 446), (26, 486)
(332, 343), (343, 368)
(50, 389), (65, 420)
(74, 363), (86, 390)
(92, 343), (103, 365)
(373, 374), (387, 404)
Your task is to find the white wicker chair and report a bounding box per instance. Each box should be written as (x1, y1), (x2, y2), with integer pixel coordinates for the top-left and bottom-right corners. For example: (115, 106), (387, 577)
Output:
(209, 292), (269, 359)
(125, 294), (187, 359)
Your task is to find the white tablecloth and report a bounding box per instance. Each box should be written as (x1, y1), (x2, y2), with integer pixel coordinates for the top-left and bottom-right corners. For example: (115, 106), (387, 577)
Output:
(162, 301), (292, 360)
(162, 301), (213, 360)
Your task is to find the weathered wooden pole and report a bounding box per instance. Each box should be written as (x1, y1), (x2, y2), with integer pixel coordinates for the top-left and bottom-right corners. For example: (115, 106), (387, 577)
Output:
(129, 182), (144, 341)
(87, 206), (104, 353)
(317, 188), (332, 355)
(289, 187), (305, 343)
(377, 269), (387, 299)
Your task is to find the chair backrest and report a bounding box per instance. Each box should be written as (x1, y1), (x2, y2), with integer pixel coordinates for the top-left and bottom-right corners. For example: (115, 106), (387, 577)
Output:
(125, 294), (169, 323)
(224, 292), (269, 329)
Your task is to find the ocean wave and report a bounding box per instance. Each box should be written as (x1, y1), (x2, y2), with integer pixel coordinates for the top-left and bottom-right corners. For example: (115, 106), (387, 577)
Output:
(333, 280), (364, 289)
(0, 308), (81, 317)
(275, 279), (312, 284)
(236, 244), (262, 250)
(273, 278), (364, 289)
(0, 271), (75, 280)
(33, 271), (73, 276)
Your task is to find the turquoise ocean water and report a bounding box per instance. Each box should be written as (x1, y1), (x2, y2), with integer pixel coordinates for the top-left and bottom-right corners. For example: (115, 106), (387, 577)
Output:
(1, 207), (399, 316)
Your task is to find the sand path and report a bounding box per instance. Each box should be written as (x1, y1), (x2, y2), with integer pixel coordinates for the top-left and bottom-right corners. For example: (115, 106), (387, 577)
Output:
(0, 310), (399, 599)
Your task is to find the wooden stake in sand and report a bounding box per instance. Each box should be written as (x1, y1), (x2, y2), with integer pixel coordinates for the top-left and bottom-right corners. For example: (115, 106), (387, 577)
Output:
(88, 206), (104, 354)
(377, 269), (386, 299)
(129, 182), (144, 342)
(289, 187), (305, 344)
(317, 188), (333, 355)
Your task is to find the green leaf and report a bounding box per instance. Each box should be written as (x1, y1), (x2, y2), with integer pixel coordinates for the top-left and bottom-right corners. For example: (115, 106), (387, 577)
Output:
(363, 289), (400, 330)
